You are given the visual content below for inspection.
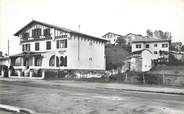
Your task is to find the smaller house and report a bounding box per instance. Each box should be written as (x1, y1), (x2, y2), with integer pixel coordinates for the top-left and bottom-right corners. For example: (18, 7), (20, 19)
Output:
(102, 32), (123, 44)
(126, 49), (152, 72)
(123, 33), (144, 45)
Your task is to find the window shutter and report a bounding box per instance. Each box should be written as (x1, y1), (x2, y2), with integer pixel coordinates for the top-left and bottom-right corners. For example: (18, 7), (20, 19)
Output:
(65, 40), (67, 48)
(32, 30), (35, 38)
(64, 56), (67, 67)
(56, 40), (59, 49)
(38, 29), (41, 36)
(60, 56), (64, 66)
(22, 45), (24, 51)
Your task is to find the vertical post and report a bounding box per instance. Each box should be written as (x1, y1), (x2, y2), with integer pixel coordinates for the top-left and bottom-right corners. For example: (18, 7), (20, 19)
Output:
(163, 73), (165, 85)
(8, 39), (9, 56)
(42, 70), (45, 79)
(18, 70), (21, 78)
(143, 73), (145, 84)
(32, 56), (35, 66)
(125, 72), (128, 81)
(1, 70), (4, 77)
(8, 70), (11, 78)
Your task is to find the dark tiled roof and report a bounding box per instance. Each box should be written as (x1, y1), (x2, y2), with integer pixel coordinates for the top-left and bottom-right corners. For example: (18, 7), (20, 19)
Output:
(102, 32), (123, 38)
(14, 20), (107, 41)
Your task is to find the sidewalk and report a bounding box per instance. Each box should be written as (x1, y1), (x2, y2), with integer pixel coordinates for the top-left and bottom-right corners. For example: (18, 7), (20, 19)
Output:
(1, 78), (184, 95)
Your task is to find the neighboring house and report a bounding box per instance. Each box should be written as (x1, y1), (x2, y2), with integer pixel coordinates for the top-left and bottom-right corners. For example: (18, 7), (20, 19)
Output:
(123, 33), (144, 45)
(126, 49), (152, 72)
(102, 32), (123, 44)
(11, 20), (107, 73)
(131, 38), (171, 61)
(171, 42), (183, 52)
(124, 38), (171, 72)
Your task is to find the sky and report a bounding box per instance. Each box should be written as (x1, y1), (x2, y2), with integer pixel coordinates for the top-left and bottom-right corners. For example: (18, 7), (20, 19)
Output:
(0, 0), (184, 55)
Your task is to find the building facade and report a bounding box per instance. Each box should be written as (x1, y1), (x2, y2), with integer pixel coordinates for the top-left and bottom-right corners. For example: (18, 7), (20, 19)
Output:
(102, 32), (123, 44)
(131, 38), (171, 61)
(11, 20), (107, 72)
(126, 49), (152, 72)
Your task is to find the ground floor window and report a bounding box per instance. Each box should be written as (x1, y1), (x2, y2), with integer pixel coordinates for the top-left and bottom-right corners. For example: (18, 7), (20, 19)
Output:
(60, 56), (67, 67)
(35, 56), (42, 66)
(49, 55), (55, 66)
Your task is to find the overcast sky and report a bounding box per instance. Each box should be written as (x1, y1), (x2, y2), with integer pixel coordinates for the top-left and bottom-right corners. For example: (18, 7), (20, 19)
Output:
(0, 0), (184, 55)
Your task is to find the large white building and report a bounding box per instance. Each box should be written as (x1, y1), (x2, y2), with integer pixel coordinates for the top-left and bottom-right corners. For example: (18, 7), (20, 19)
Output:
(11, 20), (107, 73)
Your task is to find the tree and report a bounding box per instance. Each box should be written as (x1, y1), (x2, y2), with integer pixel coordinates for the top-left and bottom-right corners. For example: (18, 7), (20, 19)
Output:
(116, 37), (126, 46)
(146, 29), (153, 37)
(181, 45), (184, 52)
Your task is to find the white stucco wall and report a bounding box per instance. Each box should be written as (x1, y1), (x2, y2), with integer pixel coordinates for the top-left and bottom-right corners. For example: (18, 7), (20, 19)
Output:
(67, 35), (105, 70)
(132, 41), (170, 59)
(141, 50), (152, 72)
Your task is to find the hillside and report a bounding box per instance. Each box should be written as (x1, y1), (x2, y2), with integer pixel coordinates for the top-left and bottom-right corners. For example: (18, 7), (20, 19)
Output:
(105, 44), (129, 70)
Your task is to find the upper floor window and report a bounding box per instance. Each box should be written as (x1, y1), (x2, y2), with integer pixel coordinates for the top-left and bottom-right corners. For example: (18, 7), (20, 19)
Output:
(35, 42), (39, 51)
(44, 28), (50, 37)
(56, 39), (67, 49)
(136, 44), (141, 48)
(154, 44), (157, 47)
(162, 43), (168, 48)
(22, 44), (30, 51)
(89, 41), (93, 46)
(46, 41), (51, 50)
(154, 51), (158, 54)
(146, 44), (149, 48)
(32, 28), (41, 38)
(22, 32), (29, 40)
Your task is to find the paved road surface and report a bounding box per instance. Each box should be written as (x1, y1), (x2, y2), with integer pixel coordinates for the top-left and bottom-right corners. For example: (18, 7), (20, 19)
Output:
(0, 80), (184, 114)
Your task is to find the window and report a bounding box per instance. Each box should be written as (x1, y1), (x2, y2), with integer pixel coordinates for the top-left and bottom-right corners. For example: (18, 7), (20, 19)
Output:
(46, 41), (51, 50)
(35, 43), (39, 51)
(22, 32), (29, 40)
(154, 51), (158, 54)
(44, 28), (50, 37)
(59, 56), (67, 67)
(89, 57), (92, 61)
(89, 41), (93, 46)
(136, 44), (141, 48)
(34, 56), (42, 66)
(22, 44), (30, 51)
(49, 55), (55, 66)
(162, 43), (168, 48)
(154, 44), (157, 47)
(146, 44), (149, 48)
(56, 56), (59, 67)
(56, 39), (67, 49)
(32, 28), (41, 38)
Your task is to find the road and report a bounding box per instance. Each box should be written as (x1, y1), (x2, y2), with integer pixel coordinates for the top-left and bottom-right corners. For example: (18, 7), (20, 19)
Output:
(0, 80), (184, 114)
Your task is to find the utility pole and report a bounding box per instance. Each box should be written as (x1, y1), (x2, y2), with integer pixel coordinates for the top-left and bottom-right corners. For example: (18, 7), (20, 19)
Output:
(79, 25), (80, 32)
(8, 39), (9, 56)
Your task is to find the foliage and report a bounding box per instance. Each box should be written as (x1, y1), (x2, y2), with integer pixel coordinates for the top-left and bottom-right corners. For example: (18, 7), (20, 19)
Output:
(146, 29), (172, 39)
(146, 29), (153, 37)
(169, 54), (184, 65)
(105, 44), (128, 70)
(115, 37), (126, 46)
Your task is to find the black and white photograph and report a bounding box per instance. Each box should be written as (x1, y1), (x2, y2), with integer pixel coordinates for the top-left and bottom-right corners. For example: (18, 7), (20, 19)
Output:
(0, 0), (184, 114)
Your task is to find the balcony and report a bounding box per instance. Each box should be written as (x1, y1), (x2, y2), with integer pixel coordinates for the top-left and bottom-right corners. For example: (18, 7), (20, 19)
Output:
(21, 35), (52, 43)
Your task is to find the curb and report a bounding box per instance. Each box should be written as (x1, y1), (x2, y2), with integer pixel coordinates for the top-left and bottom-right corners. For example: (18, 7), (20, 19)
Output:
(100, 87), (184, 95)
(0, 104), (33, 114)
